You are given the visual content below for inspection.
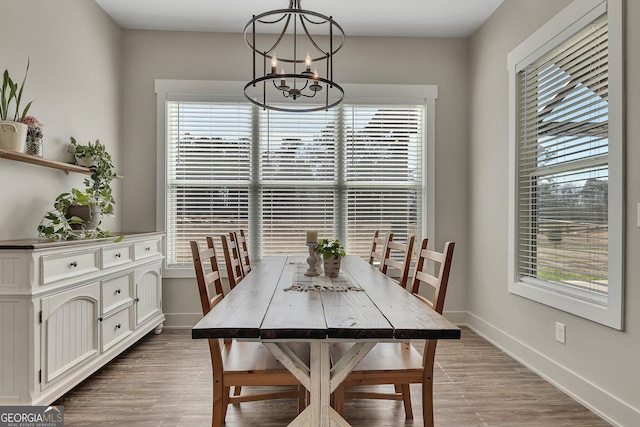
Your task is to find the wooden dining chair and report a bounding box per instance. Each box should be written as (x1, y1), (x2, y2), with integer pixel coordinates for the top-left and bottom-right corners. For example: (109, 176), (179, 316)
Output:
(380, 235), (416, 289)
(221, 233), (244, 290)
(234, 229), (252, 276)
(190, 239), (309, 427)
(331, 238), (455, 427)
(368, 230), (393, 268)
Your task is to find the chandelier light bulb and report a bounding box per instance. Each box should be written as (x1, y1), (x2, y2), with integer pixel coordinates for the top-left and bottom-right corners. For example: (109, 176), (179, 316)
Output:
(305, 52), (312, 71)
(271, 55), (278, 74)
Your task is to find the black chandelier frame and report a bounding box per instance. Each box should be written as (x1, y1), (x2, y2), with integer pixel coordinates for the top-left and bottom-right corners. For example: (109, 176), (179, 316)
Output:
(243, 0), (345, 112)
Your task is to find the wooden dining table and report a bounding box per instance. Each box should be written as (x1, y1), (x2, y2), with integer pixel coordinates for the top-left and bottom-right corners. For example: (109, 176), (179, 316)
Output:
(192, 254), (461, 427)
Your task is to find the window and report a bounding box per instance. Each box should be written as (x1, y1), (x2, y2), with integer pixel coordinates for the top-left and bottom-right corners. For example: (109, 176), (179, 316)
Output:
(157, 82), (436, 275)
(507, 0), (624, 329)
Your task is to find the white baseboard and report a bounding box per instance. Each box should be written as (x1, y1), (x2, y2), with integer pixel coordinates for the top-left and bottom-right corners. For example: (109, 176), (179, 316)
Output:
(163, 312), (201, 329)
(443, 310), (468, 325)
(466, 312), (639, 427)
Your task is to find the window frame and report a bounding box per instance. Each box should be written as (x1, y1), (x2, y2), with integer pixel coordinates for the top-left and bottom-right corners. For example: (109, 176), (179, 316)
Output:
(507, 0), (625, 329)
(155, 80), (437, 278)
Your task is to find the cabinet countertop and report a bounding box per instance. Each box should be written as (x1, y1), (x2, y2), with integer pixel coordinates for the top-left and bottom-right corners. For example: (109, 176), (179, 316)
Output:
(0, 231), (164, 250)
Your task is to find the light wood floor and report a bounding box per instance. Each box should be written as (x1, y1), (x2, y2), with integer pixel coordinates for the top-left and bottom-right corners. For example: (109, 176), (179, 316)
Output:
(54, 326), (609, 426)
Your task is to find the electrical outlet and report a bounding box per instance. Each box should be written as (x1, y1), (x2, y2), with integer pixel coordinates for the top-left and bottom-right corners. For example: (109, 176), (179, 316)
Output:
(555, 322), (566, 344)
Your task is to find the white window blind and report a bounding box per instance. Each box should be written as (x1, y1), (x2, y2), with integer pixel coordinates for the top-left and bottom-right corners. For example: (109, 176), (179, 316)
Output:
(259, 108), (338, 254)
(167, 102), (252, 264)
(166, 100), (425, 266)
(516, 13), (609, 300)
(344, 105), (423, 257)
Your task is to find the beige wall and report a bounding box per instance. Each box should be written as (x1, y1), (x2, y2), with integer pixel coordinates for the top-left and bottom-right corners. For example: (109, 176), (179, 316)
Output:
(0, 0), (122, 240)
(120, 30), (471, 326)
(468, 0), (640, 424)
(3, 0), (636, 423)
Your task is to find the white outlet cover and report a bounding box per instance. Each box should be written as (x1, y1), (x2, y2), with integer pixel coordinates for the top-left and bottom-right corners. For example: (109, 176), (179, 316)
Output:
(555, 322), (566, 344)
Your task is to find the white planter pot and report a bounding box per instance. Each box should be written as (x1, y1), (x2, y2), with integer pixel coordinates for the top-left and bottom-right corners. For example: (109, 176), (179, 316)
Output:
(0, 121), (27, 152)
(323, 256), (342, 278)
(74, 154), (93, 167)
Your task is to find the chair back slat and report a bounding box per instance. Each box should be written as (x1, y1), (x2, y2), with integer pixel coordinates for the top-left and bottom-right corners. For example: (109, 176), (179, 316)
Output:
(369, 231), (393, 267)
(410, 239), (455, 315)
(221, 234), (244, 289)
(414, 270), (439, 288)
(381, 235), (415, 289)
(234, 230), (252, 276)
(190, 239), (224, 316)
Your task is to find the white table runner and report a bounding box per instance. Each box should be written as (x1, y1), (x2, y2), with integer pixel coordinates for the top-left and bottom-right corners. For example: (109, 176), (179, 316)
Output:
(284, 263), (363, 292)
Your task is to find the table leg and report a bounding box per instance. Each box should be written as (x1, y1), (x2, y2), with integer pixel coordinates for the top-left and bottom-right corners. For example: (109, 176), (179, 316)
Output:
(264, 341), (376, 427)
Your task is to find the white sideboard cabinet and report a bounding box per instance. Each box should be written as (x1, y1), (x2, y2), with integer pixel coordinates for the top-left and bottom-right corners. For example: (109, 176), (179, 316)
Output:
(0, 232), (165, 405)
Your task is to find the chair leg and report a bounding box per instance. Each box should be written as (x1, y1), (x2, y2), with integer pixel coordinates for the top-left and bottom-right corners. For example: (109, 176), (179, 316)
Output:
(401, 384), (413, 419)
(233, 386), (242, 397)
(212, 381), (225, 427)
(222, 387), (230, 422)
(422, 376), (434, 427)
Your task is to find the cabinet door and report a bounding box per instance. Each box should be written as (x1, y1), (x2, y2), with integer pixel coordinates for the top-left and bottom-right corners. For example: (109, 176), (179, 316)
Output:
(40, 282), (100, 388)
(134, 263), (162, 327)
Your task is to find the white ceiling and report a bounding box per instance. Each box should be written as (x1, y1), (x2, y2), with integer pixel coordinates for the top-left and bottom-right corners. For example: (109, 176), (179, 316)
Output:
(95, 0), (503, 38)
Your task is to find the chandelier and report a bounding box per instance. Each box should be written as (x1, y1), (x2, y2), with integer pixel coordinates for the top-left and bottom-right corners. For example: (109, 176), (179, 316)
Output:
(243, 0), (345, 112)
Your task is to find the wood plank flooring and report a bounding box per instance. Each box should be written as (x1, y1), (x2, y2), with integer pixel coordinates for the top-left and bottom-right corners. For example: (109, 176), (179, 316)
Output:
(54, 326), (609, 426)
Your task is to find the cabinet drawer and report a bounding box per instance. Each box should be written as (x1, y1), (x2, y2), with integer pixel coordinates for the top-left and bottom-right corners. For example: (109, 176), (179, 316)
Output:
(102, 244), (133, 269)
(42, 249), (100, 285)
(133, 239), (160, 260)
(102, 273), (132, 314)
(101, 307), (132, 352)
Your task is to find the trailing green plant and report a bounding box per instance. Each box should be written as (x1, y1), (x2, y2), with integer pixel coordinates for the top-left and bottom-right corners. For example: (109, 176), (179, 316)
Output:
(0, 59), (34, 122)
(37, 138), (119, 241)
(315, 239), (346, 259)
(37, 189), (114, 240)
(70, 137), (117, 215)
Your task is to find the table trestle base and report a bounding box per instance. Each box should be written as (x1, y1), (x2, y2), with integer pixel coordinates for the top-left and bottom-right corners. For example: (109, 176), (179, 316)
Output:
(264, 341), (377, 427)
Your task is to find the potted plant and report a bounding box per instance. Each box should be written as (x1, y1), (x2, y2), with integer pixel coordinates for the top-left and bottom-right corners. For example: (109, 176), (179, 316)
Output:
(0, 59), (34, 152)
(315, 238), (346, 277)
(69, 137), (117, 216)
(38, 188), (102, 240)
(38, 137), (117, 240)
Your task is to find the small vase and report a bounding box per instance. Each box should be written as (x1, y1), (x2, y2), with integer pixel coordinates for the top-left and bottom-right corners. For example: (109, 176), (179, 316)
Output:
(323, 256), (342, 278)
(0, 121), (28, 152)
(25, 138), (43, 157)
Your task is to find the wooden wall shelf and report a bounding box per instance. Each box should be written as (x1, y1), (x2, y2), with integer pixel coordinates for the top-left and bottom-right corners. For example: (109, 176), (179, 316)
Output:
(0, 148), (91, 174)
(0, 149), (123, 178)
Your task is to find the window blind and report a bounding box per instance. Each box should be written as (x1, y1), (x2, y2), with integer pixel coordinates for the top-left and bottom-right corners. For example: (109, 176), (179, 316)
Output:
(166, 101), (425, 266)
(517, 14), (609, 298)
(258, 108), (338, 254)
(344, 105), (423, 257)
(167, 102), (252, 264)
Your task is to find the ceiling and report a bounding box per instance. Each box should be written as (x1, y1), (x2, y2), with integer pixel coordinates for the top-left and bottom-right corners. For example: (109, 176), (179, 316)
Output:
(95, 0), (503, 38)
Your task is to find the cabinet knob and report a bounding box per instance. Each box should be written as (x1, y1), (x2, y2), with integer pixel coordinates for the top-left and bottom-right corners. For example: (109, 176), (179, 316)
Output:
(134, 297), (140, 303)
(115, 252), (121, 258)
(98, 317), (103, 322)
(70, 261), (78, 267)
(145, 246), (151, 251)
(116, 323), (122, 329)
(115, 289), (121, 294)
